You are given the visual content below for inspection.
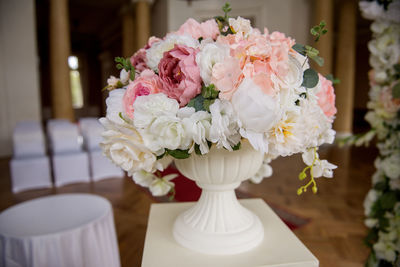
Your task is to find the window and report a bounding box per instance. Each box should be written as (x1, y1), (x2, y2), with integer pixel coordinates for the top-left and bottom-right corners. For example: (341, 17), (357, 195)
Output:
(68, 55), (84, 109)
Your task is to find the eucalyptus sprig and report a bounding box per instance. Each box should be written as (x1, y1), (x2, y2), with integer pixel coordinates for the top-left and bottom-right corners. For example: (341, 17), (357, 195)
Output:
(115, 57), (136, 81)
(311, 20), (328, 42)
(214, 2), (234, 36)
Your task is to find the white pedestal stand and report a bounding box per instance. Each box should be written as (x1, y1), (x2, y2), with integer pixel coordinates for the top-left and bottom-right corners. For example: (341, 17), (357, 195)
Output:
(142, 199), (319, 267)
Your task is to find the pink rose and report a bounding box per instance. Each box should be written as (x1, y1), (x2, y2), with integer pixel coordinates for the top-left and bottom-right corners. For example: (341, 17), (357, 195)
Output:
(123, 69), (162, 118)
(211, 57), (243, 100)
(158, 44), (201, 106)
(317, 74), (337, 119)
(176, 18), (220, 40)
(130, 37), (161, 73)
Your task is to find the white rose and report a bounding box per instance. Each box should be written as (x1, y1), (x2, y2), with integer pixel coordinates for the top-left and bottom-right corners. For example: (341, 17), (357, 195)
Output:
(209, 99), (241, 151)
(133, 93), (179, 129)
(146, 34), (199, 71)
(99, 118), (156, 174)
(283, 55), (304, 90)
(196, 42), (230, 85)
(228, 17), (252, 36)
(146, 115), (191, 151)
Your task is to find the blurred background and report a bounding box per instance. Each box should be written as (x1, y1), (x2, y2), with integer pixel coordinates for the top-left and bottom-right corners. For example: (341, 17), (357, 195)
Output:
(0, 0), (370, 157)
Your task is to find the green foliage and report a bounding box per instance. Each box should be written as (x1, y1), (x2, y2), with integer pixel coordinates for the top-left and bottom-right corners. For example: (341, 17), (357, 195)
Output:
(292, 44), (324, 67)
(311, 20), (328, 42)
(214, 2), (234, 36)
(302, 68), (319, 88)
(392, 82), (400, 99)
(325, 74), (341, 85)
(166, 149), (190, 159)
(115, 57), (136, 81)
(188, 84), (219, 112)
(231, 142), (241, 151)
(187, 95), (207, 112)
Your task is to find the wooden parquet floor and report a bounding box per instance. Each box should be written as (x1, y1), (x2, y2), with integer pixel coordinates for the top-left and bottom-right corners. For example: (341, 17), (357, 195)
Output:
(0, 144), (376, 267)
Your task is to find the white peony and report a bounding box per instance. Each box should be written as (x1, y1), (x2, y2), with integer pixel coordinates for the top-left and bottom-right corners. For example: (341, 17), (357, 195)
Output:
(196, 42), (230, 85)
(133, 170), (155, 187)
(228, 16), (252, 36)
(146, 34), (199, 71)
(209, 99), (241, 151)
(231, 78), (279, 153)
(99, 118), (157, 175)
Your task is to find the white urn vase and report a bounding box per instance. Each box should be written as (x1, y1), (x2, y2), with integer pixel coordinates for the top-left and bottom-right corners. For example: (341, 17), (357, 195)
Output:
(173, 141), (265, 255)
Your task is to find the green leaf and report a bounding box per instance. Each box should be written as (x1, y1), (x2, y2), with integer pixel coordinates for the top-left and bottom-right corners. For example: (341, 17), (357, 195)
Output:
(156, 152), (166, 160)
(325, 74), (340, 85)
(194, 144), (202, 155)
(187, 95), (206, 112)
(130, 68), (135, 81)
(116, 64), (123, 70)
(305, 45), (319, 58)
(292, 43), (306, 56)
(203, 99), (214, 112)
(392, 83), (400, 99)
(310, 55), (324, 67)
(166, 149), (190, 159)
(364, 229), (378, 247)
(201, 84), (219, 99)
(374, 181), (387, 191)
(301, 68), (319, 88)
(322, 29), (328, 34)
(319, 20), (326, 27)
(232, 141), (241, 151)
(380, 192), (397, 210)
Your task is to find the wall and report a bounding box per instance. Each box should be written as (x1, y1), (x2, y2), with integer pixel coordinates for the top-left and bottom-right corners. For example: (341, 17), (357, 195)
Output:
(0, 0), (41, 157)
(151, 0), (312, 45)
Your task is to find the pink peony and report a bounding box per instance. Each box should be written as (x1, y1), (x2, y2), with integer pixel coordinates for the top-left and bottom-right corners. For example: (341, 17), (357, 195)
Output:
(130, 37), (161, 73)
(317, 74), (337, 119)
(123, 69), (162, 118)
(175, 18), (220, 40)
(158, 44), (202, 106)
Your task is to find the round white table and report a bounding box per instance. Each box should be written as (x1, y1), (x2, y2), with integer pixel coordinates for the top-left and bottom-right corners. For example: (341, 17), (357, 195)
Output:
(0, 194), (121, 267)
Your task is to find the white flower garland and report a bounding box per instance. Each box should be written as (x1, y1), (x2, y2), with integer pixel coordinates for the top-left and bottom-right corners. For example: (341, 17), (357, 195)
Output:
(359, 1), (400, 265)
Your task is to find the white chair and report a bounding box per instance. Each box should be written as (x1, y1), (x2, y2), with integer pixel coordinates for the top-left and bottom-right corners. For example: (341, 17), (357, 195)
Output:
(47, 119), (90, 186)
(10, 121), (52, 193)
(79, 118), (124, 181)
(0, 194), (121, 267)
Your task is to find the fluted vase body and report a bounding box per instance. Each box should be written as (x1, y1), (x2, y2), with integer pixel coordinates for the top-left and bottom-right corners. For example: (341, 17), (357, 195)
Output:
(173, 141), (264, 255)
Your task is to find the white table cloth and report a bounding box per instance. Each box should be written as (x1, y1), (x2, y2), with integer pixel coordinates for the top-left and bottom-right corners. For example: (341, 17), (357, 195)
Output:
(0, 194), (121, 267)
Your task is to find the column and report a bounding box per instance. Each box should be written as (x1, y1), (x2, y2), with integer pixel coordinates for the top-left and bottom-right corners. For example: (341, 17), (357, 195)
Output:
(134, 0), (152, 49)
(49, 0), (74, 121)
(122, 4), (136, 57)
(314, 0), (333, 75)
(333, 0), (357, 135)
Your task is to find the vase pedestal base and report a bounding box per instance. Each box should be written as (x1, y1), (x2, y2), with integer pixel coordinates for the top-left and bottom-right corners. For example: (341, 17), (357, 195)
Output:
(142, 199), (319, 267)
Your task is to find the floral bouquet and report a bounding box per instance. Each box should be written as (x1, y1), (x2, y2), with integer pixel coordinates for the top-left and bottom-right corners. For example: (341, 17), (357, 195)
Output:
(100, 3), (337, 197)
